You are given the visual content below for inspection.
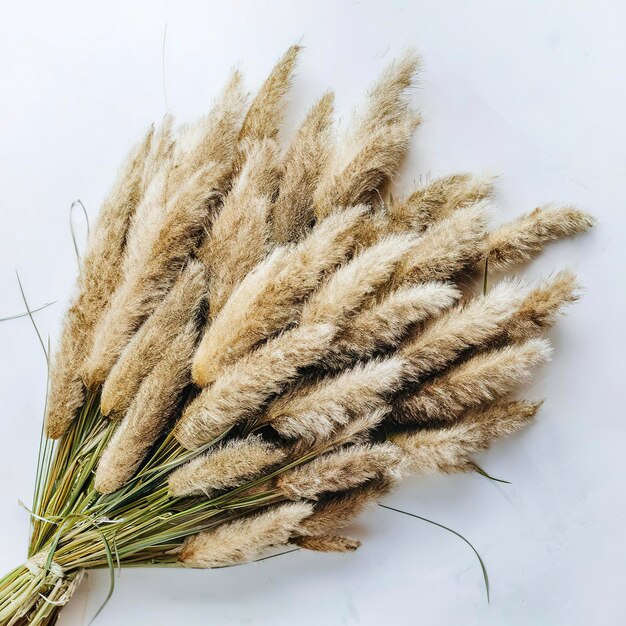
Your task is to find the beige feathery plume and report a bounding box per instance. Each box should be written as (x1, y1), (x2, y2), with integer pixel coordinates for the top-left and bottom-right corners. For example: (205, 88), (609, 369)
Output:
(271, 93), (335, 244)
(238, 45), (301, 146)
(313, 51), (420, 220)
(392, 400), (542, 474)
(324, 282), (461, 369)
(314, 114), (419, 220)
(389, 200), (489, 291)
(179, 502), (313, 568)
(201, 139), (281, 316)
(192, 205), (368, 386)
(277, 443), (403, 501)
(399, 278), (528, 382)
(395, 338), (552, 423)
(94, 320), (198, 494)
(100, 261), (207, 416)
(83, 160), (225, 389)
(176, 323), (335, 449)
(269, 358), (405, 445)
(298, 478), (393, 537)
(486, 205), (594, 271)
(387, 173), (494, 233)
(168, 436), (286, 497)
(300, 233), (418, 326)
(45, 126), (157, 438)
(293, 535), (361, 553)
(501, 270), (580, 342)
(172, 70), (248, 185)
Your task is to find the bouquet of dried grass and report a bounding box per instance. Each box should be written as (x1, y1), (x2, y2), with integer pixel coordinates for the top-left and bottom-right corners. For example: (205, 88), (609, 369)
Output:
(0, 46), (593, 625)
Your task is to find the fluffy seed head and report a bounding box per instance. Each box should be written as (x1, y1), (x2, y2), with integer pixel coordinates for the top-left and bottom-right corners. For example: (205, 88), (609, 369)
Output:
(168, 436), (286, 497)
(179, 502), (313, 568)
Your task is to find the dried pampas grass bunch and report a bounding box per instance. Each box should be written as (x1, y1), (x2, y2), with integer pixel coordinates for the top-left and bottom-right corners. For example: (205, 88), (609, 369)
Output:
(0, 45), (592, 625)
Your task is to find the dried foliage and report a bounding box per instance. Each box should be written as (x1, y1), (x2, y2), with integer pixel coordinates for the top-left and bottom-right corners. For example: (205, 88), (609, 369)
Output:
(5, 47), (593, 625)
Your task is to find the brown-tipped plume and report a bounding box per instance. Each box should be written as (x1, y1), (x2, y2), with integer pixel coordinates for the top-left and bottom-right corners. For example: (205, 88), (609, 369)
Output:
(177, 323), (335, 449)
(94, 321), (198, 494)
(201, 139), (281, 316)
(179, 502), (313, 568)
(277, 443), (403, 500)
(388, 173), (494, 233)
(399, 278), (528, 382)
(324, 282), (461, 369)
(393, 400), (542, 474)
(395, 338), (552, 423)
(501, 270), (580, 342)
(192, 205), (368, 386)
(293, 535), (361, 553)
(168, 436), (286, 497)
(238, 45), (301, 145)
(313, 51), (420, 220)
(269, 358), (405, 445)
(271, 93), (335, 244)
(486, 205), (594, 271)
(298, 478), (394, 537)
(46, 126), (157, 438)
(100, 261), (206, 416)
(389, 201), (490, 291)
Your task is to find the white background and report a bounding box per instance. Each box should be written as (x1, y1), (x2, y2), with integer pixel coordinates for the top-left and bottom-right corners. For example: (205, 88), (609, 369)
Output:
(0, 1), (623, 624)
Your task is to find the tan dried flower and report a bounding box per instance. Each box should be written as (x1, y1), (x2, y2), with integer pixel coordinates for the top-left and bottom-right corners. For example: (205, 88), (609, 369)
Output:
(395, 338), (552, 423)
(277, 443), (403, 500)
(271, 92), (335, 244)
(179, 502), (313, 568)
(168, 436), (286, 497)
(486, 205), (594, 271)
(192, 205), (368, 386)
(392, 400), (542, 473)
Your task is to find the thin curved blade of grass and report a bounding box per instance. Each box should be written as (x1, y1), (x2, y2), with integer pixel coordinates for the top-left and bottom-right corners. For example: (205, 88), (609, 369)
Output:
(88, 524), (116, 625)
(472, 463), (511, 485)
(70, 199), (90, 263)
(378, 503), (490, 602)
(15, 271), (49, 364)
(0, 301), (55, 322)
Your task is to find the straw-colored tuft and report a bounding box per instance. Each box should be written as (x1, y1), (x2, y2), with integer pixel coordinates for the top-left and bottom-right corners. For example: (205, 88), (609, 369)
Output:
(45, 127), (158, 438)
(313, 51), (420, 220)
(177, 323), (336, 449)
(300, 233), (418, 327)
(94, 320), (198, 494)
(393, 400), (542, 474)
(487, 205), (594, 271)
(179, 502), (313, 568)
(293, 534), (361, 553)
(395, 338), (553, 423)
(84, 160), (226, 389)
(502, 270), (580, 342)
(277, 443), (403, 501)
(192, 205), (368, 386)
(388, 173), (494, 233)
(271, 92), (335, 244)
(100, 261), (206, 416)
(389, 201), (490, 291)
(324, 282), (461, 369)
(168, 436), (286, 497)
(269, 358), (406, 445)
(172, 70), (248, 185)
(399, 278), (529, 382)
(298, 478), (394, 536)
(201, 139), (281, 316)
(238, 45), (301, 145)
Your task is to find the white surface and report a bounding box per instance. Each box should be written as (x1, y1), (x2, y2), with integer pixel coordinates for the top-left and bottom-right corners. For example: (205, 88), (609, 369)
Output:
(0, 1), (623, 624)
